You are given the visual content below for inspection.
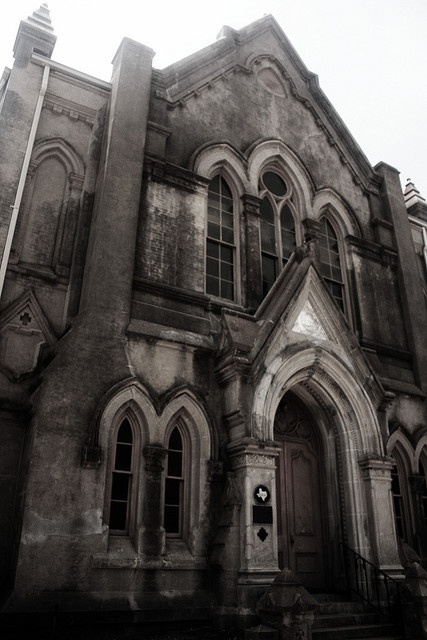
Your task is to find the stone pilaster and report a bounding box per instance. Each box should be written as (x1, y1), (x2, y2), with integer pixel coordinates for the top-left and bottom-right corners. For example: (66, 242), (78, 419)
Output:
(359, 454), (403, 577)
(242, 194), (262, 311)
(375, 162), (427, 393)
(228, 440), (280, 613)
(140, 445), (167, 557)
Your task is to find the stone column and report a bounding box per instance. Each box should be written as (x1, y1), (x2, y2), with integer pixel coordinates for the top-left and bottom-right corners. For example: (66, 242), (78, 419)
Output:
(242, 194), (262, 311)
(140, 445), (167, 557)
(359, 454), (403, 577)
(228, 440), (280, 617)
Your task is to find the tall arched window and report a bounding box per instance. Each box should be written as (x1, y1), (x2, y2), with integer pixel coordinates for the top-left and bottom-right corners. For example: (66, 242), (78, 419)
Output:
(164, 425), (187, 537)
(109, 417), (136, 535)
(391, 448), (412, 543)
(259, 170), (296, 297)
(206, 175), (235, 300)
(420, 460), (427, 528)
(318, 218), (345, 312)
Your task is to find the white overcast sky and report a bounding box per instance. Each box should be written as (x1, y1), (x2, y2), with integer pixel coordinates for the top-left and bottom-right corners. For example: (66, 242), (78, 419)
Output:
(2, 1), (426, 198)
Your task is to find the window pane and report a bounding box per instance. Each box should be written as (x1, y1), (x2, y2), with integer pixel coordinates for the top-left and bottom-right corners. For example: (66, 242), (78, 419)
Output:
(208, 222), (220, 239)
(208, 175), (220, 193)
(261, 221), (276, 253)
(206, 275), (219, 296)
(280, 204), (294, 231)
(164, 506), (180, 534)
(222, 198), (233, 213)
(221, 262), (233, 281)
(117, 420), (132, 444)
(262, 254), (277, 297)
(222, 211), (233, 228)
(222, 227), (234, 245)
(165, 478), (181, 504)
(169, 427), (182, 451)
(109, 501), (128, 531)
(168, 451), (182, 477)
(207, 240), (219, 258)
(263, 171), (287, 196)
(115, 443), (132, 471)
(221, 281), (233, 300)
(111, 473), (130, 500)
(208, 206), (220, 223)
(206, 256), (219, 277)
(220, 176), (232, 199)
(220, 245), (233, 264)
(260, 197), (274, 223)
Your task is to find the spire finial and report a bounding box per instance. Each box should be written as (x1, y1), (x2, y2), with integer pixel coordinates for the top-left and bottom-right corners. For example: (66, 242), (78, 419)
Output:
(404, 178), (426, 208)
(26, 4), (54, 34)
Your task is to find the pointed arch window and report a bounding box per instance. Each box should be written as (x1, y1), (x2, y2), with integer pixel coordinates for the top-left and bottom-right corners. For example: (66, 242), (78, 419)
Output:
(109, 418), (136, 535)
(164, 425), (187, 537)
(259, 170), (297, 297)
(206, 175), (235, 301)
(318, 218), (345, 312)
(420, 460), (427, 527)
(391, 449), (412, 543)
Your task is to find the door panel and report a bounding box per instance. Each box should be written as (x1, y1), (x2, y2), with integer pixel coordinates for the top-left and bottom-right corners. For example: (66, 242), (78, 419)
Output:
(275, 393), (327, 590)
(287, 442), (325, 588)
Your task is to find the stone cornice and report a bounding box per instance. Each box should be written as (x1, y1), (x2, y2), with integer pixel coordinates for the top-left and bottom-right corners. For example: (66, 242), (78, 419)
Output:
(144, 157), (208, 193)
(43, 92), (97, 125)
(347, 235), (398, 268)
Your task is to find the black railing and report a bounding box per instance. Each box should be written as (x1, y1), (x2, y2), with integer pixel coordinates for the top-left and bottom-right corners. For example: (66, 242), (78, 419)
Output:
(341, 542), (406, 637)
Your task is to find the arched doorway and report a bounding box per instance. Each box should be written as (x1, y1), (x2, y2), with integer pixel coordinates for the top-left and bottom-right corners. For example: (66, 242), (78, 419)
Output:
(274, 390), (330, 590)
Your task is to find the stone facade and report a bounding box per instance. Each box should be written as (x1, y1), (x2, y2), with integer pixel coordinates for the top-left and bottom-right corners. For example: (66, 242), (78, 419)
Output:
(1, 4), (427, 629)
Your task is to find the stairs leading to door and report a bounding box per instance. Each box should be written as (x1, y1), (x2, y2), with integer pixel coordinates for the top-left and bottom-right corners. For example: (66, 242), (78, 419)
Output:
(312, 594), (405, 640)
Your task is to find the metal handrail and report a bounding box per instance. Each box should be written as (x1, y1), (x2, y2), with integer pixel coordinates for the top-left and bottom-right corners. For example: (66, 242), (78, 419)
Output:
(340, 542), (406, 637)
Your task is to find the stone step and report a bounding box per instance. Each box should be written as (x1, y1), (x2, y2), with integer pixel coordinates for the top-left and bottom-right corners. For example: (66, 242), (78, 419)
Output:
(312, 622), (403, 640)
(316, 601), (367, 615)
(313, 611), (386, 629)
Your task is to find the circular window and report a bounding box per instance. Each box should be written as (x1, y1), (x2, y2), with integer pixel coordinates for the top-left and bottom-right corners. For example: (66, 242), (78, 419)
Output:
(263, 171), (287, 197)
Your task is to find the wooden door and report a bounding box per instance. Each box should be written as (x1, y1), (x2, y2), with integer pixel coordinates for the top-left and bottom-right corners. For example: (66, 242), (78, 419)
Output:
(275, 393), (327, 590)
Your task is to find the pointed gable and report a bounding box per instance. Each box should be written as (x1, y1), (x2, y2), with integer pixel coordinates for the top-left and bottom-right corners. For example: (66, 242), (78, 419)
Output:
(218, 250), (384, 408)
(0, 291), (56, 380)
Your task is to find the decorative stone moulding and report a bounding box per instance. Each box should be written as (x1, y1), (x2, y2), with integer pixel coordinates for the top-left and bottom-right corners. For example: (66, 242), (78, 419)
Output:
(0, 290), (56, 380)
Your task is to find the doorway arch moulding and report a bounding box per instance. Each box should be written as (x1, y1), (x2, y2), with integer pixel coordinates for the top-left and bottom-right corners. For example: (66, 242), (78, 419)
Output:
(250, 343), (403, 575)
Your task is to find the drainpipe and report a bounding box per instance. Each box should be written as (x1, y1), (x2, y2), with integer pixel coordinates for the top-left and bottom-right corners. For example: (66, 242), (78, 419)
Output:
(0, 62), (50, 300)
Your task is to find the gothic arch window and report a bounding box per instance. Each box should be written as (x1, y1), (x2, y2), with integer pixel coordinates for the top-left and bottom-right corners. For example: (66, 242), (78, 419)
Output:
(318, 217), (345, 312)
(206, 174), (236, 301)
(164, 420), (190, 539)
(107, 415), (140, 536)
(420, 458), (427, 528)
(259, 169), (298, 297)
(391, 447), (412, 543)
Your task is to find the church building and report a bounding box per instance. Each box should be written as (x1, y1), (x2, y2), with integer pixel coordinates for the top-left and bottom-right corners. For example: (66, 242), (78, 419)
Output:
(1, 4), (427, 633)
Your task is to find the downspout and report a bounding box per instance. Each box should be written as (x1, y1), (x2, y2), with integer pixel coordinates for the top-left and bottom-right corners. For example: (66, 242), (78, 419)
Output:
(0, 62), (50, 300)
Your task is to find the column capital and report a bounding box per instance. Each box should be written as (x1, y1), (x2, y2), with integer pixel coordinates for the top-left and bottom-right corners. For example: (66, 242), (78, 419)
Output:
(358, 454), (395, 479)
(241, 193), (262, 216)
(143, 445), (167, 472)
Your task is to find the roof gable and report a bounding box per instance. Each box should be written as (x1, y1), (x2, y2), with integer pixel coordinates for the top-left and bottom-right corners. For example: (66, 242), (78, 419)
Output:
(153, 15), (378, 192)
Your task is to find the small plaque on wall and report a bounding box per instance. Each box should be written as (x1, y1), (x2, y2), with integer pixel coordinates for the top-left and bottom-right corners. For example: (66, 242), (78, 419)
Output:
(253, 485), (271, 504)
(252, 505), (273, 524)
